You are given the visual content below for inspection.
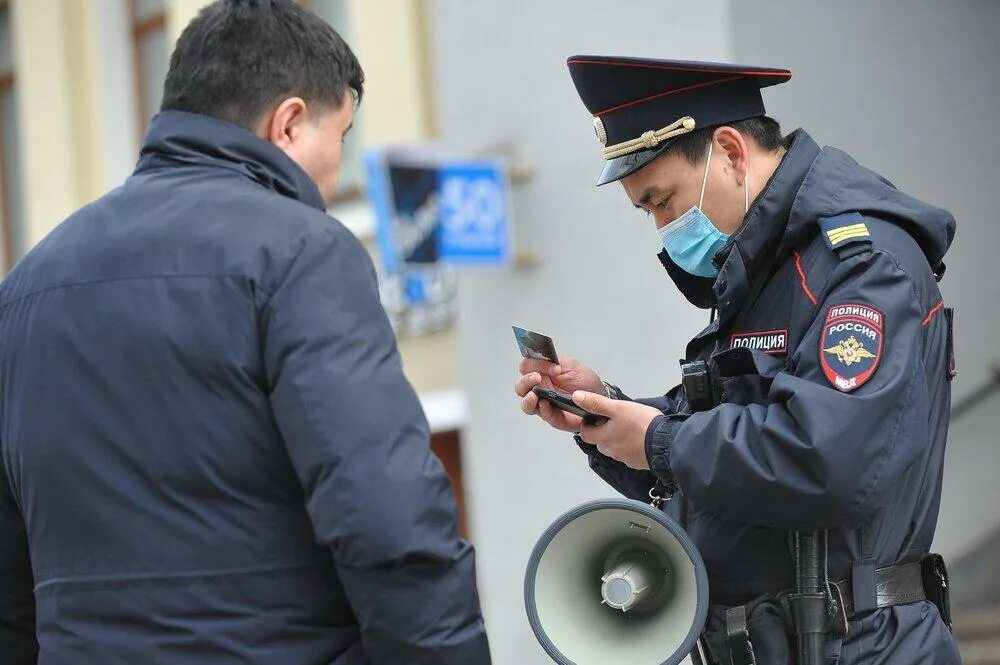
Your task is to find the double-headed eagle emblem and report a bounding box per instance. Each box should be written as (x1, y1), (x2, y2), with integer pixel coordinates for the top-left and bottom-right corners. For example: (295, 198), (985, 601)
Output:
(823, 335), (876, 366)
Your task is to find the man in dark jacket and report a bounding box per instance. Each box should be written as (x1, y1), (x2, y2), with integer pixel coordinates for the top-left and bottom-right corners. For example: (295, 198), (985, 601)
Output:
(516, 57), (960, 663)
(0, 1), (489, 663)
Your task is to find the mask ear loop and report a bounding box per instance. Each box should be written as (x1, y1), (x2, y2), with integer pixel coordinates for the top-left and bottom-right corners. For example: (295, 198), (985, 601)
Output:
(698, 141), (714, 210)
(744, 164), (750, 213)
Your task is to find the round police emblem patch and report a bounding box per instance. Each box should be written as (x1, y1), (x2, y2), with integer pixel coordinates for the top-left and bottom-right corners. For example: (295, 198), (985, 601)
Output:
(819, 304), (884, 392)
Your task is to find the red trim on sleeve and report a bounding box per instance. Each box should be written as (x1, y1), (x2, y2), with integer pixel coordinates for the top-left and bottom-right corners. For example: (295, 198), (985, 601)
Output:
(793, 251), (818, 306)
(922, 300), (945, 327)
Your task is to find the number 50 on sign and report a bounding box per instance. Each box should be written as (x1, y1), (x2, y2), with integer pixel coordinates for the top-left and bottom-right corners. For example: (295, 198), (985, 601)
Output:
(437, 161), (511, 266)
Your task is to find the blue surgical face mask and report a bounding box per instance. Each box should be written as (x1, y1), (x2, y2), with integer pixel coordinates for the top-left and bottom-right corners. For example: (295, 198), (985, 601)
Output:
(656, 142), (748, 278)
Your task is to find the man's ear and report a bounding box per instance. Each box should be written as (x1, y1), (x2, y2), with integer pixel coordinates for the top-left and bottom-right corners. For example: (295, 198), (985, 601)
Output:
(713, 126), (750, 186)
(262, 97), (309, 150)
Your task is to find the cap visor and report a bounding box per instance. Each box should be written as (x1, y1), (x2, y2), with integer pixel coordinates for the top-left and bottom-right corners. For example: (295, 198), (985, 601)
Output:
(595, 141), (672, 186)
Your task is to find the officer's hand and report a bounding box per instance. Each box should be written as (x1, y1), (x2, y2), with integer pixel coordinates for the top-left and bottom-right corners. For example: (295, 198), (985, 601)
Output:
(574, 391), (661, 470)
(515, 355), (603, 433)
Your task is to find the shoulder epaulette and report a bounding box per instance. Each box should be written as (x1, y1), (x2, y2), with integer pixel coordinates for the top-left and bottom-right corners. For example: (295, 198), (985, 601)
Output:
(818, 212), (872, 258)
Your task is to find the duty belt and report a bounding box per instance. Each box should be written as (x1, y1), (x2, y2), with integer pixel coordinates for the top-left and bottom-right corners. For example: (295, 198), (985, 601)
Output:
(704, 556), (951, 665)
(832, 561), (925, 619)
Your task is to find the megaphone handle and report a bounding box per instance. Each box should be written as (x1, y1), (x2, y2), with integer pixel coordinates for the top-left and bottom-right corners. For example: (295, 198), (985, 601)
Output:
(648, 478), (677, 508)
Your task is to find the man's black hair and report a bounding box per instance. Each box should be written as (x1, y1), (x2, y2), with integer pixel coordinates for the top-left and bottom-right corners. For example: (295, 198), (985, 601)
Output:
(663, 116), (784, 164)
(160, 0), (364, 130)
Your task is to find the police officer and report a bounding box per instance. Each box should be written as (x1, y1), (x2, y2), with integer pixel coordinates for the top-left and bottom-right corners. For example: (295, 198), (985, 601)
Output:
(515, 56), (960, 663)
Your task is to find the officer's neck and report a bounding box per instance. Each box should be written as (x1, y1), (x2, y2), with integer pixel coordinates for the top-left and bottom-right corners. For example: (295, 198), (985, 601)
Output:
(748, 145), (787, 204)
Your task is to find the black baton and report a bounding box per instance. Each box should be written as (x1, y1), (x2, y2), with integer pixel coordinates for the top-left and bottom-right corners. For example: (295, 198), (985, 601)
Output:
(789, 531), (826, 665)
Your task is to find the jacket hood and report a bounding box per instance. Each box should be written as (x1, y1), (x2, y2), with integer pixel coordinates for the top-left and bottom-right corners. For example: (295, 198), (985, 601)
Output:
(135, 111), (326, 212)
(783, 145), (955, 270)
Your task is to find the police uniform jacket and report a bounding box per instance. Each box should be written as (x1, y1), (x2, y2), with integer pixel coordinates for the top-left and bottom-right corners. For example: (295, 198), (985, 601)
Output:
(0, 111), (490, 664)
(580, 129), (961, 663)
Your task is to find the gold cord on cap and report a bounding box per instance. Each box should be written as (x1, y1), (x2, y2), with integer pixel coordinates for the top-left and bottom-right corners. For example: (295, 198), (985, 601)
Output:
(601, 116), (696, 160)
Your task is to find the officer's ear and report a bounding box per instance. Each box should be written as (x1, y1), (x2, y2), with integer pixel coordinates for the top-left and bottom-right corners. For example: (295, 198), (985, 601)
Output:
(261, 97), (310, 152)
(713, 126), (750, 187)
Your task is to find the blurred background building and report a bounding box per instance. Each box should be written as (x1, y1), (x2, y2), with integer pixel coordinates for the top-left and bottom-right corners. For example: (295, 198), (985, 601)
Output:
(1, 1), (998, 662)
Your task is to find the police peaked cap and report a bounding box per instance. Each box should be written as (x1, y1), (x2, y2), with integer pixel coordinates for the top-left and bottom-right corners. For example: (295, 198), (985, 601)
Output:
(567, 56), (792, 185)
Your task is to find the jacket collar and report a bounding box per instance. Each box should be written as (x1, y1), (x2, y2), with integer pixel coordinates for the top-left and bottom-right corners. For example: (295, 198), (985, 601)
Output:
(135, 111), (326, 212)
(711, 129), (821, 317)
(659, 129), (821, 311)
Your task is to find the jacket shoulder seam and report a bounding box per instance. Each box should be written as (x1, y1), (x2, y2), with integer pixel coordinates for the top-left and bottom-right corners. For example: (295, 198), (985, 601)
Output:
(0, 273), (249, 312)
(260, 224), (356, 306)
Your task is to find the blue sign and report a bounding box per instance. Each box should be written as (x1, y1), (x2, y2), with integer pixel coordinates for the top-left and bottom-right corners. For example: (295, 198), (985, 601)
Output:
(403, 274), (428, 304)
(364, 150), (510, 271)
(364, 150), (439, 274)
(437, 161), (509, 266)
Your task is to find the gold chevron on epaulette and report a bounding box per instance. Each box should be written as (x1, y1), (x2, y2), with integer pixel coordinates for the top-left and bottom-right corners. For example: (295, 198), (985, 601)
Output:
(825, 222), (870, 245)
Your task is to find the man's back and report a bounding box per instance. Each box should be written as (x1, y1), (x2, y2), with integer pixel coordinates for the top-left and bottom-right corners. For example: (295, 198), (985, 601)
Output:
(0, 111), (489, 664)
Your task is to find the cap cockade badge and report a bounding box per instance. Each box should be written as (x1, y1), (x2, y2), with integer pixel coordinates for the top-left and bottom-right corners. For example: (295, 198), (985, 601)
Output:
(593, 116), (607, 146)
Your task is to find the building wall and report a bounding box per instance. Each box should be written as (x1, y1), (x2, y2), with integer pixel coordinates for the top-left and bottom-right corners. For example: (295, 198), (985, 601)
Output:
(729, 0), (1000, 564)
(94, 0), (141, 190)
(429, 1), (734, 661)
(10, 0), (104, 247)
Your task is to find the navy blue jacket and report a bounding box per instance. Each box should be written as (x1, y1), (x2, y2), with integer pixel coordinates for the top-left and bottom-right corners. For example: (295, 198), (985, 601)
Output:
(0, 111), (490, 664)
(581, 130), (960, 662)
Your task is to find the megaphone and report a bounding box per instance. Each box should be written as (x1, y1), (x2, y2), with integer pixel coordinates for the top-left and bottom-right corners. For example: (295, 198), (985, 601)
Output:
(524, 498), (709, 665)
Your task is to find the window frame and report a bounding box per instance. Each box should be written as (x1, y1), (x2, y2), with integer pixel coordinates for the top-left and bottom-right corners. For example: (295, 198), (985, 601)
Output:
(293, 0), (365, 205)
(0, 0), (15, 272)
(128, 0), (167, 144)
(430, 429), (468, 539)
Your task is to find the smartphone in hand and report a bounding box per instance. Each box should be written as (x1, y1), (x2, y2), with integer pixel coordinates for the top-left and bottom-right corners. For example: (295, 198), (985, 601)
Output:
(532, 386), (609, 425)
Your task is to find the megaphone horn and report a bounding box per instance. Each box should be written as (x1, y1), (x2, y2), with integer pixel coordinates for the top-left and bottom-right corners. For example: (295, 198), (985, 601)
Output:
(524, 498), (709, 665)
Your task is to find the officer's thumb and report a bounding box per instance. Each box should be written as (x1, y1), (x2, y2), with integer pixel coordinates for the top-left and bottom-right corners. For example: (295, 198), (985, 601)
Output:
(572, 390), (615, 416)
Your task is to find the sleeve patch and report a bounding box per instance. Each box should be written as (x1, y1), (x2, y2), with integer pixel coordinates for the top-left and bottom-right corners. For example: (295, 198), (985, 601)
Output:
(819, 304), (884, 392)
(819, 212), (871, 252)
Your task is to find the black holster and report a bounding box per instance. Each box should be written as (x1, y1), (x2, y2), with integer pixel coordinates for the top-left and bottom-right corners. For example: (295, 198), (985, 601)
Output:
(701, 595), (793, 665)
(921, 553), (952, 629)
